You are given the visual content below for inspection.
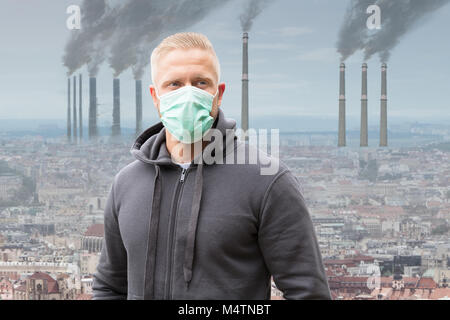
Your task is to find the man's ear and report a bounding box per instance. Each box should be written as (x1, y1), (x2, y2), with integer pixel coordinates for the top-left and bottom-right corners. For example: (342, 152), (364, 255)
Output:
(149, 85), (161, 117)
(216, 83), (226, 108)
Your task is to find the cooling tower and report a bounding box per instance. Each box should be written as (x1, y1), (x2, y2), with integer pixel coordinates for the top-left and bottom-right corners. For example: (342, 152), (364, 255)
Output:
(241, 32), (249, 141)
(338, 63), (346, 147)
(361, 63), (368, 147)
(380, 63), (388, 147)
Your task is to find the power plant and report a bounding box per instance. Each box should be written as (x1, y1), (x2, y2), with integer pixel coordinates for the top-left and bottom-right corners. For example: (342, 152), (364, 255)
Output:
(338, 62), (389, 148)
(73, 75), (77, 142)
(67, 78), (71, 142)
(338, 63), (346, 147)
(361, 63), (368, 147)
(67, 75), (83, 143)
(241, 32), (249, 141)
(79, 74), (83, 140)
(70, 75), (143, 142)
(380, 63), (388, 147)
(112, 78), (121, 138)
(88, 77), (97, 140)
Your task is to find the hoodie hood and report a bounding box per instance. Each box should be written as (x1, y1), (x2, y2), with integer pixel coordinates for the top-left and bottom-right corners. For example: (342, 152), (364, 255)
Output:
(130, 108), (237, 166)
(129, 108), (238, 295)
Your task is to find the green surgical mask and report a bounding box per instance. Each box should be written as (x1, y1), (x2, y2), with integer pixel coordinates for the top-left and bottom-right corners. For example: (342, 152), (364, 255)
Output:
(156, 86), (218, 143)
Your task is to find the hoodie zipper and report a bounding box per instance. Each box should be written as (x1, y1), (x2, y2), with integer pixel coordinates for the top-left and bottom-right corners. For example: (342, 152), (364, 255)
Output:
(164, 167), (188, 299)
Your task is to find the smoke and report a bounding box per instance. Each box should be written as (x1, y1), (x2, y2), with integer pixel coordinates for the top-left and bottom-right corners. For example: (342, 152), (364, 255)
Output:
(64, 0), (233, 79)
(337, 0), (450, 62)
(363, 0), (450, 62)
(63, 0), (118, 77)
(64, 0), (275, 78)
(336, 0), (374, 62)
(109, 0), (230, 79)
(240, 0), (270, 32)
(108, 0), (168, 78)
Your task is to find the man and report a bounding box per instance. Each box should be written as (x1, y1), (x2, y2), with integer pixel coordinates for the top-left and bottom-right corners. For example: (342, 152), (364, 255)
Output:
(92, 32), (331, 300)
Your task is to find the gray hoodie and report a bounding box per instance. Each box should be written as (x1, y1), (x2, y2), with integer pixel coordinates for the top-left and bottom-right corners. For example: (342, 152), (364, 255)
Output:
(92, 108), (331, 300)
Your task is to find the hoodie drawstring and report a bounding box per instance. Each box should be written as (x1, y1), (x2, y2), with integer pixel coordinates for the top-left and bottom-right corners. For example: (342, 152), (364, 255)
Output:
(144, 164), (162, 299)
(183, 162), (203, 286)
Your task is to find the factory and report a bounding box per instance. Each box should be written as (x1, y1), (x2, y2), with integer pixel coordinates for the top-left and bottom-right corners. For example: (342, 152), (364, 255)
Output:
(338, 62), (389, 148)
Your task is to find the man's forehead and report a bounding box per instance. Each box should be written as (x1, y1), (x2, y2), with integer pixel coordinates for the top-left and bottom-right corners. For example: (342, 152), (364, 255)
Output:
(155, 48), (218, 82)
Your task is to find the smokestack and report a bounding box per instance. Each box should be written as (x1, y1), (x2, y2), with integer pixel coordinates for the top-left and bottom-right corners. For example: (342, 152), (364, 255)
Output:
(73, 75), (77, 143)
(89, 77), (97, 140)
(112, 78), (121, 137)
(241, 32), (249, 141)
(380, 63), (388, 147)
(67, 78), (71, 142)
(338, 63), (346, 147)
(136, 79), (142, 137)
(79, 74), (83, 141)
(361, 63), (368, 147)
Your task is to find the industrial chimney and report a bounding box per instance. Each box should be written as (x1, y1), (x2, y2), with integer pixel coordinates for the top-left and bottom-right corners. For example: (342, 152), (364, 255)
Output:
(380, 63), (388, 147)
(360, 63), (368, 147)
(67, 78), (71, 142)
(112, 78), (121, 137)
(89, 77), (97, 140)
(338, 63), (346, 147)
(79, 74), (83, 141)
(241, 32), (249, 141)
(73, 75), (77, 143)
(136, 79), (143, 137)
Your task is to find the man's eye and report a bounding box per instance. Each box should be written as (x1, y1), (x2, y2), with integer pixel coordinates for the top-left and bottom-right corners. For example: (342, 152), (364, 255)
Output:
(197, 81), (208, 86)
(169, 82), (180, 87)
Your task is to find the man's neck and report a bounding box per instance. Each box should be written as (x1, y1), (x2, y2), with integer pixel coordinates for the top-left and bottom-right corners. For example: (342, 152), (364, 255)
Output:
(165, 130), (209, 163)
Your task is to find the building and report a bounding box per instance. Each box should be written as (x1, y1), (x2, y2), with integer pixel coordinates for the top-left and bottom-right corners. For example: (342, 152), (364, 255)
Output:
(0, 261), (74, 278)
(0, 174), (22, 201)
(361, 218), (382, 238)
(12, 271), (78, 300)
(0, 277), (14, 300)
(423, 268), (450, 288)
(14, 272), (61, 300)
(81, 224), (104, 253)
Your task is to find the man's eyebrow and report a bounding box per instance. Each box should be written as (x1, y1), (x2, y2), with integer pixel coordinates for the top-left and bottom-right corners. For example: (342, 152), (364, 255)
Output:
(161, 77), (184, 86)
(161, 75), (214, 86)
(193, 75), (213, 81)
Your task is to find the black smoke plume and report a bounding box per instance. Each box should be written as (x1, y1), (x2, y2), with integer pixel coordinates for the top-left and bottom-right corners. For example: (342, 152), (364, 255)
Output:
(337, 0), (450, 62)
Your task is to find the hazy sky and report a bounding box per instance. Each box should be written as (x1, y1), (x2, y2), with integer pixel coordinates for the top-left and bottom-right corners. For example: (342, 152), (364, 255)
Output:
(1, 0), (449, 132)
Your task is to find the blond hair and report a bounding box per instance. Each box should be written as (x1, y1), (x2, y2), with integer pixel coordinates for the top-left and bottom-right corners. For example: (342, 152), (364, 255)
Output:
(150, 32), (221, 84)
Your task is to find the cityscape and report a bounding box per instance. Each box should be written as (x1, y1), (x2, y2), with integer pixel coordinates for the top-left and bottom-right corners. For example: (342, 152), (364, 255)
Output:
(1, 0), (450, 301)
(0, 122), (449, 300)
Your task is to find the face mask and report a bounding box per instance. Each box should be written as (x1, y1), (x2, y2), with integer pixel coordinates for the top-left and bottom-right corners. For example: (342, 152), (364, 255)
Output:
(156, 85), (218, 144)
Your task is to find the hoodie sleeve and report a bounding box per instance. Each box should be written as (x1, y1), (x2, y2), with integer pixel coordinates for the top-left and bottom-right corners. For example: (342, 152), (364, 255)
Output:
(92, 179), (128, 300)
(257, 170), (331, 300)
